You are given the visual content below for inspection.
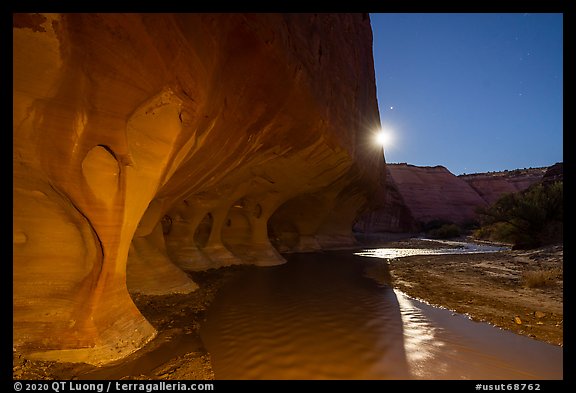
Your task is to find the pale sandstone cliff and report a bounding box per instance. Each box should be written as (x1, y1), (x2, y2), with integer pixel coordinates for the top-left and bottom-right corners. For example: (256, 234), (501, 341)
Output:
(355, 164), (552, 233)
(459, 167), (547, 205)
(13, 13), (384, 365)
(384, 164), (488, 226)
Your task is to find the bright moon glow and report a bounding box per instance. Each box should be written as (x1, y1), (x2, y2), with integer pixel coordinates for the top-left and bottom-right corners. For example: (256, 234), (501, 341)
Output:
(375, 129), (393, 148)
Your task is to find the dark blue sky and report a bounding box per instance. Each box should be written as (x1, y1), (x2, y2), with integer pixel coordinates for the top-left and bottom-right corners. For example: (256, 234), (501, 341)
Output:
(369, 13), (563, 175)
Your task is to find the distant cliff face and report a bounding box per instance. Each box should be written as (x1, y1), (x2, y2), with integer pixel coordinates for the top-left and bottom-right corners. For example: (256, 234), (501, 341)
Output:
(13, 13), (383, 365)
(356, 163), (555, 234)
(385, 164), (488, 225)
(541, 162), (563, 184)
(459, 167), (547, 205)
(354, 163), (483, 234)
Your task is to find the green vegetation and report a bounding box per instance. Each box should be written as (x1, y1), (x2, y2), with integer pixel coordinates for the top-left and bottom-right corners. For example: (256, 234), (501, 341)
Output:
(474, 182), (563, 249)
(428, 223), (461, 239)
(423, 219), (462, 239)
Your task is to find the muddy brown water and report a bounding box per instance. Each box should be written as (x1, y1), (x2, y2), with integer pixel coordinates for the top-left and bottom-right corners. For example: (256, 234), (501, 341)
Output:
(200, 247), (563, 380)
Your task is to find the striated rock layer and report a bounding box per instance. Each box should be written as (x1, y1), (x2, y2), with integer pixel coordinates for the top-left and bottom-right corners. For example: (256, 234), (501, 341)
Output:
(459, 167), (547, 205)
(355, 164), (555, 234)
(13, 13), (384, 365)
(383, 164), (488, 226)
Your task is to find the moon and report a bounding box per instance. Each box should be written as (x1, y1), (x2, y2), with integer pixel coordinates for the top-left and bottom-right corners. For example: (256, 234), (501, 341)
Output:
(375, 130), (393, 148)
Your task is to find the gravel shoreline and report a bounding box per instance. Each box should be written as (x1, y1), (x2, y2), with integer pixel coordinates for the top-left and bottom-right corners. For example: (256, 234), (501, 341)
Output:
(379, 238), (563, 346)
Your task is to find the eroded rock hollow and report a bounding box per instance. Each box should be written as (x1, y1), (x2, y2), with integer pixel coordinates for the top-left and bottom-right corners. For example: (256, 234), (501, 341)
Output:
(13, 13), (384, 365)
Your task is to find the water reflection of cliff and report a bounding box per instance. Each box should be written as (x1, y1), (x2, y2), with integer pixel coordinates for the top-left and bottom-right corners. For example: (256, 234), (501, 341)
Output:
(200, 249), (562, 380)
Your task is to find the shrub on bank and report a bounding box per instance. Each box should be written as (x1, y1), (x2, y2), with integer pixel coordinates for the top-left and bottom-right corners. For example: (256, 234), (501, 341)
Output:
(475, 181), (563, 249)
(422, 219), (453, 232)
(421, 219), (463, 239)
(473, 222), (517, 244)
(522, 268), (562, 288)
(460, 219), (481, 231)
(427, 223), (461, 239)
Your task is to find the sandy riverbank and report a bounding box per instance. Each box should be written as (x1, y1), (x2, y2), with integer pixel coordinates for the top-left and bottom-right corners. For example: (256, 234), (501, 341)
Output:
(377, 237), (563, 346)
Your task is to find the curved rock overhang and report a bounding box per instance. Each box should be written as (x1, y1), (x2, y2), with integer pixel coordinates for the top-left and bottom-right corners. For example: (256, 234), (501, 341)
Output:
(13, 13), (384, 365)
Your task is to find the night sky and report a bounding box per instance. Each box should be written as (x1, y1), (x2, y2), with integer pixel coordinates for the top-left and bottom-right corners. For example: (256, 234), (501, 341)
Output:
(369, 13), (563, 175)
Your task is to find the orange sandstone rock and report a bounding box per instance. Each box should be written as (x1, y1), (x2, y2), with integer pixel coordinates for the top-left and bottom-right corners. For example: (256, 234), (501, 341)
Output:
(13, 13), (383, 364)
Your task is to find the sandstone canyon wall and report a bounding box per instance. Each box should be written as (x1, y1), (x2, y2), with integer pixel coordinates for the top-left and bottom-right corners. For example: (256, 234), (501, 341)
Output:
(353, 165), (419, 234)
(459, 167), (547, 205)
(540, 162), (563, 184)
(13, 13), (384, 365)
(355, 163), (551, 234)
(383, 164), (489, 226)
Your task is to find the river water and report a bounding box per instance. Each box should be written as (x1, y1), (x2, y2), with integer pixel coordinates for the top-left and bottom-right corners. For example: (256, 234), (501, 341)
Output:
(200, 242), (563, 380)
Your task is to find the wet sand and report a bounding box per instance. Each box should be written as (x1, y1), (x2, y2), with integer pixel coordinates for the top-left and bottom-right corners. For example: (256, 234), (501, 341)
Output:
(13, 237), (563, 379)
(379, 238), (563, 346)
